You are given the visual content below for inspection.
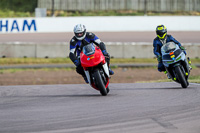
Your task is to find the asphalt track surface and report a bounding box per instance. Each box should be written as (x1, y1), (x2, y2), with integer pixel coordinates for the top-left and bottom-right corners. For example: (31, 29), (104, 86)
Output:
(1, 82), (200, 133)
(1, 31), (200, 43)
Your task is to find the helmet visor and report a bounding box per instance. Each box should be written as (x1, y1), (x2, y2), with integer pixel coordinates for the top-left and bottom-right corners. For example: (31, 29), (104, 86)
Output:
(156, 30), (166, 39)
(157, 32), (166, 39)
(75, 32), (84, 37)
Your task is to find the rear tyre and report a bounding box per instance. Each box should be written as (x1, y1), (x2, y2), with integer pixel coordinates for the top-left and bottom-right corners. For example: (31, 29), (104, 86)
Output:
(93, 70), (107, 96)
(175, 66), (188, 88)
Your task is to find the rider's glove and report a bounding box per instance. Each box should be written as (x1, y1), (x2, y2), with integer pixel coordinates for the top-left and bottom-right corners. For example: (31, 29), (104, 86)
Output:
(102, 50), (108, 56)
(157, 55), (162, 62)
(74, 59), (80, 66)
(102, 50), (110, 59)
(180, 46), (186, 50)
(102, 50), (109, 58)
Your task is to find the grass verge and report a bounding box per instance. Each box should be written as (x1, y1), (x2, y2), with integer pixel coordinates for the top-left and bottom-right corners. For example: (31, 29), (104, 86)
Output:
(0, 67), (74, 74)
(0, 58), (200, 65)
(46, 10), (200, 17)
(0, 10), (34, 17)
(0, 10), (199, 18)
(188, 75), (200, 83)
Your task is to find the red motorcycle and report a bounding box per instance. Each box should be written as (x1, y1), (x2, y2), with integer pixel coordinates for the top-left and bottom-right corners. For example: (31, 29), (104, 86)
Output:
(80, 43), (110, 96)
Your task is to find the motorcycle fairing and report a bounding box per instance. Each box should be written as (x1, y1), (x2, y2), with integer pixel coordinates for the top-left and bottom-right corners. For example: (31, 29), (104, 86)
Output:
(81, 46), (105, 68)
(102, 62), (110, 78)
(162, 44), (185, 67)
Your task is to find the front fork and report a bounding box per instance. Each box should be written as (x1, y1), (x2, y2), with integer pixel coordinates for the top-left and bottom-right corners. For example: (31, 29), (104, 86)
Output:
(102, 62), (110, 78)
(84, 70), (91, 85)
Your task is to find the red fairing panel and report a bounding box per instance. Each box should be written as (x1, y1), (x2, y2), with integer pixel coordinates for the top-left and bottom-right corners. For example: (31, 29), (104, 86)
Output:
(80, 47), (105, 68)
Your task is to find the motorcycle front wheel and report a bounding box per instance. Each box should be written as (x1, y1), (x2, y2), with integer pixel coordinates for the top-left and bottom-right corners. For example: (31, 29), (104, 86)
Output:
(93, 70), (107, 96)
(175, 66), (188, 88)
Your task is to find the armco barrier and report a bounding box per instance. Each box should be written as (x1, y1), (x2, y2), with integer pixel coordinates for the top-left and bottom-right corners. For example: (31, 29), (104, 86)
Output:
(0, 42), (199, 58)
(107, 42), (200, 58)
(0, 42), (69, 58)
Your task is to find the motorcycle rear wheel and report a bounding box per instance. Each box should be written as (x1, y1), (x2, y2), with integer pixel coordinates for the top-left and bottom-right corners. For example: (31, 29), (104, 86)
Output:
(175, 66), (188, 88)
(93, 70), (107, 96)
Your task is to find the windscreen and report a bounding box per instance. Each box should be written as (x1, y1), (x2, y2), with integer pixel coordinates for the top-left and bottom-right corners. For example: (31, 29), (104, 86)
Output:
(161, 42), (176, 53)
(82, 43), (95, 56)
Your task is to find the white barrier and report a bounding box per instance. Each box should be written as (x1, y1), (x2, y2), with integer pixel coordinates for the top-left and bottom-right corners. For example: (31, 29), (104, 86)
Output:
(0, 16), (200, 33)
(0, 42), (199, 58)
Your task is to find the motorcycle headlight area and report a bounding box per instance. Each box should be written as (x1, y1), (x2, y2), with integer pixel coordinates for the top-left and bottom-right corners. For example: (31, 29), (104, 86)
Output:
(165, 56), (182, 64)
(175, 56), (181, 61)
(166, 61), (174, 64)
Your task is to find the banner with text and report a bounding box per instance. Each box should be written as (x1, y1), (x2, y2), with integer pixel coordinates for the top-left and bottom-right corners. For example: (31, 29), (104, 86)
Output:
(1, 16), (200, 34)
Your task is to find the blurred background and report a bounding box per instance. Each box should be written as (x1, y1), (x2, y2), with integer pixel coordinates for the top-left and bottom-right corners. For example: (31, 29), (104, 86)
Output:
(0, 0), (200, 85)
(0, 0), (199, 17)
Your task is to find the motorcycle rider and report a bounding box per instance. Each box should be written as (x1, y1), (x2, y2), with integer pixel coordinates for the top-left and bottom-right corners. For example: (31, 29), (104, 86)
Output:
(153, 24), (190, 78)
(69, 24), (114, 83)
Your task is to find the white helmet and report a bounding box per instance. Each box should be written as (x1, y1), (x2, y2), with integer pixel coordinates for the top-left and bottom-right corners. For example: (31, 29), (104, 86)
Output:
(74, 24), (86, 40)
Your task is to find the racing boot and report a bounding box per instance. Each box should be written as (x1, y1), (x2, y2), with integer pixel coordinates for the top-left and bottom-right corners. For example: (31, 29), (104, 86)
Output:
(109, 68), (114, 75)
(164, 71), (171, 79)
(83, 76), (89, 84)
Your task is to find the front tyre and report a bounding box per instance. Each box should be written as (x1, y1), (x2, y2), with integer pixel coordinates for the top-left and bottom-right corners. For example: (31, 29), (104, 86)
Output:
(175, 66), (188, 88)
(93, 70), (107, 96)
(106, 87), (110, 93)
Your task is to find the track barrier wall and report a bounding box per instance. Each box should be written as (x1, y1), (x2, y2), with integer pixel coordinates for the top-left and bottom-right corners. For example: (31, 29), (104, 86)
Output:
(0, 42), (199, 58)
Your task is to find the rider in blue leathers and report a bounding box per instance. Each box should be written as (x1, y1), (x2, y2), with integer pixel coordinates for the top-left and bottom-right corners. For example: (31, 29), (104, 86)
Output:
(153, 25), (186, 73)
(69, 24), (114, 83)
